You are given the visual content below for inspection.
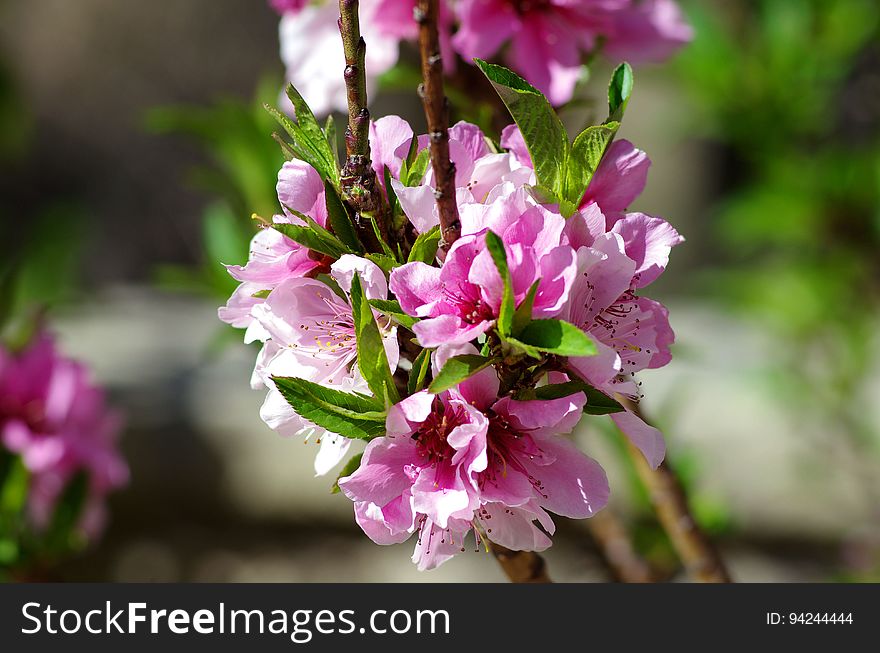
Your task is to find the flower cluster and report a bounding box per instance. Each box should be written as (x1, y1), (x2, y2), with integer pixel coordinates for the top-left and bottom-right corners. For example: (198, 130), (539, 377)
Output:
(221, 96), (682, 568)
(0, 331), (128, 538)
(271, 0), (692, 113)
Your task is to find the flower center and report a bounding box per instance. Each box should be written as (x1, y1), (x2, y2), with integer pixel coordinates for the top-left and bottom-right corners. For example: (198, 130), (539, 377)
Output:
(510, 0), (552, 16)
(412, 400), (464, 464)
(0, 396), (50, 434)
(442, 281), (494, 325)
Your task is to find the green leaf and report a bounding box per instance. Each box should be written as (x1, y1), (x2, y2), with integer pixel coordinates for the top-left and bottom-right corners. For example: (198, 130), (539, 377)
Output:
(608, 62), (633, 123)
(271, 221), (348, 260)
(350, 275), (400, 405)
(46, 471), (88, 551)
(331, 453), (363, 494)
(428, 354), (495, 394)
(284, 84), (339, 185)
(273, 377), (387, 440)
(404, 148), (431, 187)
(365, 254), (400, 276)
(324, 182), (364, 253)
(581, 387), (625, 415)
(0, 452), (28, 517)
(407, 348), (432, 395)
(369, 211), (397, 259)
(369, 298), (417, 329)
(474, 59), (569, 200)
(383, 165), (399, 215)
(512, 280), (540, 336)
(563, 122), (619, 216)
(398, 134), (420, 182)
(251, 289), (272, 299)
(485, 230), (514, 337)
(271, 131), (297, 161)
(516, 380), (624, 414)
(265, 103), (337, 186)
(324, 114), (339, 170)
(407, 225), (441, 264)
(0, 538), (18, 565)
(515, 319), (598, 357)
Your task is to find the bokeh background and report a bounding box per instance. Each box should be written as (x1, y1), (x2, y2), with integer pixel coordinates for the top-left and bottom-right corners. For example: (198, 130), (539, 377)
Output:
(1, 0), (878, 581)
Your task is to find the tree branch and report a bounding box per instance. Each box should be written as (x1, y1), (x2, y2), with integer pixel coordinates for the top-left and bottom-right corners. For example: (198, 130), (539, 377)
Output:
(621, 399), (733, 583)
(337, 0), (387, 251)
(415, 0), (460, 251)
(489, 543), (552, 583)
(587, 510), (656, 583)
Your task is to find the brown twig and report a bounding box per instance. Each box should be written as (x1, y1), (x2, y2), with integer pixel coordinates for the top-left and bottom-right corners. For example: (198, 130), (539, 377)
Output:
(415, 0), (460, 251)
(489, 543), (552, 583)
(587, 510), (656, 583)
(337, 0), (387, 251)
(621, 399), (733, 583)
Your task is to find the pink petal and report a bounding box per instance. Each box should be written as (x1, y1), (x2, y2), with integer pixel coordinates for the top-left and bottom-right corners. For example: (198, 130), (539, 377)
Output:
(354, 498), (415, 545)
(338, 435), (419, 506)
(612, 212), (684, 288)
(369, 115), (414, 180)
(277, 159), (325, 216)
(527, 435), (609, 519)
(611, 409), (666, 469)
(480, 503), (553, 551)
(389, 261), (443, 316)
(451, 0), (519, 60)
(564, 203), (606, 250)
(412, 315), (492, 348)
(581, 139), (650, 217)
(390, 180), (439, 234)
(331, 254), (388, 299)
(500, 124), (531, 167)
(385, 391), (435, 437)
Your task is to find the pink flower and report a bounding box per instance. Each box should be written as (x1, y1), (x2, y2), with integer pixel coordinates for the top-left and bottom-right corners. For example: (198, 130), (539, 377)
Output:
(452, 1), (691, 105)
(249, 255), (399, 475)
(339, 343), (608, 570)
(390, 191), (575, 347)
(390, 120), (534, 235)
(277, 1), (405, 116)
(604, 0), (694, 65)
(580, 139), (651, 225)
(0, 332), (128, 537)
(218, 159), (328, 336)
(561, 214), (682, 467)
(268, 0), (308, 15)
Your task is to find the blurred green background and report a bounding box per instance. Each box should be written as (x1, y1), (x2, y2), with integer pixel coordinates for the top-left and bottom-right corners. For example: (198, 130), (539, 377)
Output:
(0, 0), (878, 581)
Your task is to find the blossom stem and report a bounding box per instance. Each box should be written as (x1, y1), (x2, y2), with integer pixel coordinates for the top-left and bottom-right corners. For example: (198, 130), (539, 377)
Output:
(415, 0), (461, 251)
(337, 0), (387, 251)
(587, 510), (657, 583)
(620, 400), (733, 583)
(489, 543), (552, 583)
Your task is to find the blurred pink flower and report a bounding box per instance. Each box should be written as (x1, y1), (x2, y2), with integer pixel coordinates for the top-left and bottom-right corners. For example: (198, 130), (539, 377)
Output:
(277, 0), (410, 116)
(0, 331), (128, 537)
(604, 0), (694, 65)
(268, 0), (308, 15)
(452, 0), (691, 105)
